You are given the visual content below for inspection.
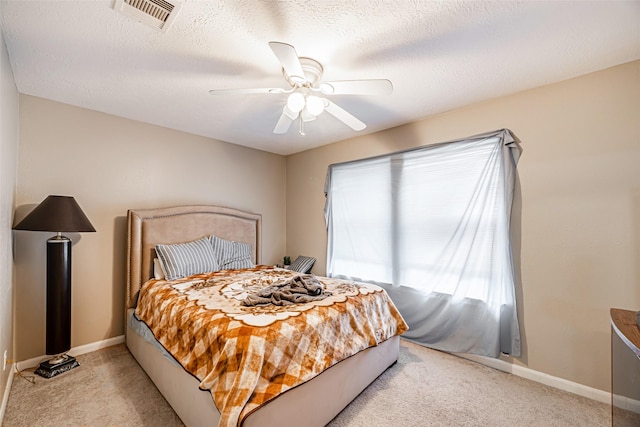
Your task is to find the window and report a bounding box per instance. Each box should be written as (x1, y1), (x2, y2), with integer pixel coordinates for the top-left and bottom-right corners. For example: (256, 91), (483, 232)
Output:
(324, 129), (521, 357)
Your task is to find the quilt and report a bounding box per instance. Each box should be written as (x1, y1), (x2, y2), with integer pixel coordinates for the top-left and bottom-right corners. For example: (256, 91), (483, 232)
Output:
(135, 265), (408, 427)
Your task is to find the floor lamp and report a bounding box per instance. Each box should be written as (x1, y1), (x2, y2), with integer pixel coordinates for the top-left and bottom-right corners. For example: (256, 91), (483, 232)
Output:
(13, 195), (95, 378)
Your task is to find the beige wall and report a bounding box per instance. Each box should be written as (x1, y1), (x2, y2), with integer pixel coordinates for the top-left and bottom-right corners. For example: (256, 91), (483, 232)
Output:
(286, 60), (640, 392)
(13, 96), (287, 360)
(0, 24), (19, 414)
(8, 57), (639, 394)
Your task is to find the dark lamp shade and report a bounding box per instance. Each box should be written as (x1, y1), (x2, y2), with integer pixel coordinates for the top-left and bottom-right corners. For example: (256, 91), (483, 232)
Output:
(13, 195), (96, 233)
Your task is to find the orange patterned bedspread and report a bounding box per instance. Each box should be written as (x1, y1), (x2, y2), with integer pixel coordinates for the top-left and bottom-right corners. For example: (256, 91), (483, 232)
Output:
(135, 265), (408, 427)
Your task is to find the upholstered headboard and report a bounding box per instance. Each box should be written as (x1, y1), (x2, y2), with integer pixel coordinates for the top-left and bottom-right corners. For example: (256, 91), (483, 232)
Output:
(126, 205), (262, 309)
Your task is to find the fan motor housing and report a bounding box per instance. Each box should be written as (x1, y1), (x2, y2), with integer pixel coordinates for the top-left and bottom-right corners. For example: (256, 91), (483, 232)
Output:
(283, 57), (324, 87)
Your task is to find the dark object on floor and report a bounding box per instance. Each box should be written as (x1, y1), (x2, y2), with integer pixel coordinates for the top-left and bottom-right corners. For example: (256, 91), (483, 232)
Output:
(35, 354), (79, 378)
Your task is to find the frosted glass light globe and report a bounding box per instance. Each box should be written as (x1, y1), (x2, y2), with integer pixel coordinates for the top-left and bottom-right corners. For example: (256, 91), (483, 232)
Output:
(287, 92), (305, 113)
(306, 95), (325, 116)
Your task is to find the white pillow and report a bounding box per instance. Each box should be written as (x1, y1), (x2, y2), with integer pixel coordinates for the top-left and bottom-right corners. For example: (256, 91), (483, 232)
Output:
(153, 258), (165, 280)
(155, 237), (219, 280)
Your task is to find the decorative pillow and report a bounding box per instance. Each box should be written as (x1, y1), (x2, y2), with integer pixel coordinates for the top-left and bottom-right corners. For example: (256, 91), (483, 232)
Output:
(155, 237), (219, 280)
(153, 258), (165, 280)
(210, 235), (255, 270)
(289, 255), (316, 273)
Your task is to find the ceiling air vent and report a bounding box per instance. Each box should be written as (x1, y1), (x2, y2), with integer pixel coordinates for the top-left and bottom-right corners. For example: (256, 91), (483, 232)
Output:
(114, 0), (182, 32)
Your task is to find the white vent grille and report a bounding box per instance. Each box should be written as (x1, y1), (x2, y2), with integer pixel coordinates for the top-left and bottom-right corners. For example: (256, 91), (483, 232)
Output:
(114, 0), (182, 32)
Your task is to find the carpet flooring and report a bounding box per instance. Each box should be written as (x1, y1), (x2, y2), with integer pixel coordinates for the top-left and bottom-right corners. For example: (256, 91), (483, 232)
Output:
(3, 340), (610, 426)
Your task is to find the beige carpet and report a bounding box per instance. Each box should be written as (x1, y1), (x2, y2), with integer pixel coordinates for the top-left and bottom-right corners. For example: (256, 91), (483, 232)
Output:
(3, 340), (610, 426)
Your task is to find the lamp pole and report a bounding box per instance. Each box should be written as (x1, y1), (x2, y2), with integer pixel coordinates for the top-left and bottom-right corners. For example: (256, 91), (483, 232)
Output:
(46, 233), (71, 356)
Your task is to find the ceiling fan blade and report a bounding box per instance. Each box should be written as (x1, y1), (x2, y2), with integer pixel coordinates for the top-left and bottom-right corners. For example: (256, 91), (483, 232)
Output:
(273, 106), (298, 134)
(319, 79), (393, 95)
(209, 87), (287, 95)
(323, 99), (366, 131)
(269, 41), (305, 82)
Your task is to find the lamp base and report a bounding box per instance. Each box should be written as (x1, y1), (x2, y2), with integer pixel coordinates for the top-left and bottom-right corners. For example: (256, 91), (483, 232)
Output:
(34, 354), (79, 378)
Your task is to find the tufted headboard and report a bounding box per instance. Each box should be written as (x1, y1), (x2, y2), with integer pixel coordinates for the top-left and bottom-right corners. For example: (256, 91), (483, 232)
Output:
(126, 205), (262, 309)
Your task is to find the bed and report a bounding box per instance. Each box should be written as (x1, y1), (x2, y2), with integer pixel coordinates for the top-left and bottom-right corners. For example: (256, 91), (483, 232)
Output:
(125, 205), (407, 427)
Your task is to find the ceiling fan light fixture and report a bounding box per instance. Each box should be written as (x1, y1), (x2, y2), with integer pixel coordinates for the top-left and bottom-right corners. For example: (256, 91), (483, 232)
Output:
(301, 109), (317, 122)
(287, 92), (305, 113)
(306, 95), (325, 116)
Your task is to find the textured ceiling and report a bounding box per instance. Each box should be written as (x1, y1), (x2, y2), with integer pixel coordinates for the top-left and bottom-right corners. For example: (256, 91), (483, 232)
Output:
(1, 1), (639, 155)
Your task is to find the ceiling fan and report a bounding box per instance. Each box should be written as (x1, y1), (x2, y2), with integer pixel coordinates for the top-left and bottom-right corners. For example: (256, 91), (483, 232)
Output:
(209, 42), (393, 135)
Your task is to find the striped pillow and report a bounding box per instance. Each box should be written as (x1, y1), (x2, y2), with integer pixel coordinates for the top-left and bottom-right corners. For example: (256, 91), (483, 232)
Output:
(210, 235), (254, 270)
(289, 255), (316, 273)
(155, 237), (219, 280)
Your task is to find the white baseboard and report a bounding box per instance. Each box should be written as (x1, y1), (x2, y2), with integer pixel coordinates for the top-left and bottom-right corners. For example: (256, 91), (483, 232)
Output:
(67, 335), (125, 359)
(15, 335), (125, 371)
(613, 393), (640, 414)
(0, 365), (15, 426)
(457, 352), (611, 404)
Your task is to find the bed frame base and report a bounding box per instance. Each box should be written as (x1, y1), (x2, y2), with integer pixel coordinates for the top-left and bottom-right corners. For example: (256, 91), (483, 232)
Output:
(127, 314), (399, 427)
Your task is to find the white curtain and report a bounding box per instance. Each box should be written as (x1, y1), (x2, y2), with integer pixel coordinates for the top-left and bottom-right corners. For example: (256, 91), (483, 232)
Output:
(324, 129), (521, 357)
